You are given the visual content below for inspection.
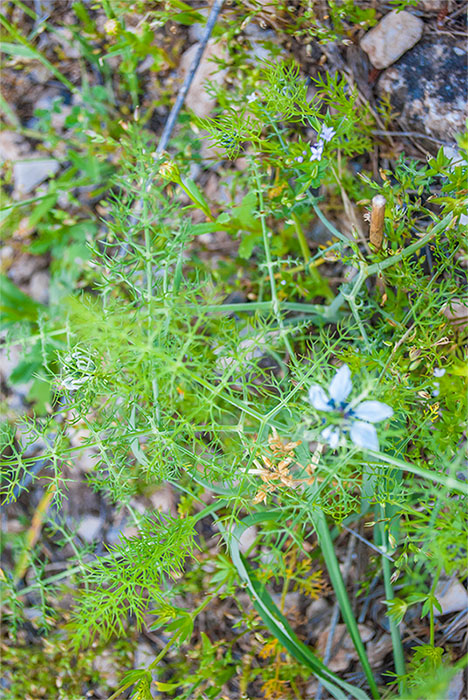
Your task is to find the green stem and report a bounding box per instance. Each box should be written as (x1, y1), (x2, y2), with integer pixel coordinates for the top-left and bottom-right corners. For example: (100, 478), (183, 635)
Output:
(376, 506), (406, 694)
(429, 565), (442, 647)
(252, 161), (295, 360)
(291, 212), (311, 262)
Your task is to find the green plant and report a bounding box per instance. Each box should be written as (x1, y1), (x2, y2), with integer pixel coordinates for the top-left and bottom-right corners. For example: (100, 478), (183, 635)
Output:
(2, 14), (468, 699)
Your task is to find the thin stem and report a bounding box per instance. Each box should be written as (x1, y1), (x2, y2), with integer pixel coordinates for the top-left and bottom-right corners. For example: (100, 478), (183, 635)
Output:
(252, 161), (295, 361)
(156, 0), (224, 155)
(376, 506), (405, 693)
(291, 212), (311, 262)
(429, 565), (443, 647)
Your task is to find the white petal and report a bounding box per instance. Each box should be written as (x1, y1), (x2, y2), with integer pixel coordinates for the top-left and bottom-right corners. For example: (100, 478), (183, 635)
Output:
(353, 400), (393, 423)
(350, 421), (379, 451)
(321, 426), (340, 449)
(308, 385), (332, 411)
(320, 126), (336, 143)
(329, 364), (352, 405)
(433, 368), (446, 377)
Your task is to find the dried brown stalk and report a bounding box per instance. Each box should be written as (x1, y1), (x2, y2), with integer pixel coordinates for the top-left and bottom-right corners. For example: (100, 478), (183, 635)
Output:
(369, 194), (386, 251)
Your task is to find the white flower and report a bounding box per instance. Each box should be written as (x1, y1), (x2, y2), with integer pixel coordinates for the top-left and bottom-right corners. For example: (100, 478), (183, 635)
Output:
(61, 351), (96, 392)
(433, 367), (445, 378)
(320, 125), (336, 143)
(309, 141), (324, 162)
(308, 364), (393, 451)
(246, 92), (257, 103)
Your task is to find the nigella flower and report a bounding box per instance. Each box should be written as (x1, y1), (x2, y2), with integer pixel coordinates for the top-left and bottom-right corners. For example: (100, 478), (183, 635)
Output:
(308, 364), (393, 451)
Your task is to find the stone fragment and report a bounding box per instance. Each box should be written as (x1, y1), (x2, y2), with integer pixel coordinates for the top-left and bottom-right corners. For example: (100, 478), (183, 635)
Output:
(442, 299), (468, 329)
(434, 578), (468, 616)
(0, 131), (30, 162)
(367, 634), (393, 666)
(446, 671), (466, 700)
(316, 623), (374, 672)
(13, 158), (59, 194)
(29, 270), (49, 305)
(419, 0), (445, 10)
(77, 515), (103, 543)
(178, 39), (227, 118)
(377, 38), (468, 141)
(149, 484), (177, 515)
(239, 525), (258, 554)
(360, 10), (423, 69)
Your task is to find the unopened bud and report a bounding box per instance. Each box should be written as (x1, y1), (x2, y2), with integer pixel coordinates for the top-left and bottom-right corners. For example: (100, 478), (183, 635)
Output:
(159, 160), (180, 182)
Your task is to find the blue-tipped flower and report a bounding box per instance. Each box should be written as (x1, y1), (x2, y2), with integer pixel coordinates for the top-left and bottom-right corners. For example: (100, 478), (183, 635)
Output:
(308, 364), (393, 451)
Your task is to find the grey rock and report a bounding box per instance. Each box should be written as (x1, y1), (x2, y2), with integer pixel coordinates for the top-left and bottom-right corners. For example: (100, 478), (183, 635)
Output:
(29, 270), (49, 304)
(446, 671), (466, 700)
(434, 577), (468, 616)
(377, 38), (468, 141)
(360, 10), (423, 70)
(8, 253), (47, 285)
(77, 515), (103, 542)
(13, 158), (59, 194)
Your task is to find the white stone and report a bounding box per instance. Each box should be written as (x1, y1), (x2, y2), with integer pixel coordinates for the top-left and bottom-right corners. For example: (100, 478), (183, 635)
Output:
(13, 158), (59, 194)
(360, 10), (423, 69)
(239, 525), (257, 554)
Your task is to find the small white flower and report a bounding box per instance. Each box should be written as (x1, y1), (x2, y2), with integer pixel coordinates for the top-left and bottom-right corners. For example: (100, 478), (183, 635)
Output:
(320, 125), (336, 143)
(61, 351), (96, 392)
(309, 141), (324, 162)
(433, 367), (446, 378)
(246, 92), (257, 103)
(308, 364), (393, 451)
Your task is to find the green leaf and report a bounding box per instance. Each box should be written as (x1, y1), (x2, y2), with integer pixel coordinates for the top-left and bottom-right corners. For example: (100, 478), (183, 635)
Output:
(0, 274), (44, 326)
(28, 194), (58, 229)
(165, 611), (194, 645)
(181, 178), (211, 216)
(238, 231), (261, 259)
(155, 680), (181, 691)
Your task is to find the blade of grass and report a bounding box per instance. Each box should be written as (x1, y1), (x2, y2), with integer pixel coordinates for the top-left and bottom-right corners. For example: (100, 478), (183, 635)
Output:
(294, 440), (380, 699)
(313, 508), (380, 699)
(228, 511), (372, 700)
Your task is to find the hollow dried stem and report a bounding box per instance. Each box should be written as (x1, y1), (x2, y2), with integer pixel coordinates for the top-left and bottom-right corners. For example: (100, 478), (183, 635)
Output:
(369, 194), (386, 251)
